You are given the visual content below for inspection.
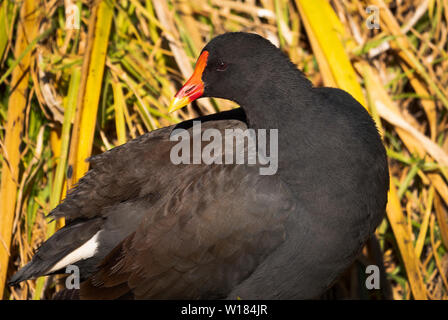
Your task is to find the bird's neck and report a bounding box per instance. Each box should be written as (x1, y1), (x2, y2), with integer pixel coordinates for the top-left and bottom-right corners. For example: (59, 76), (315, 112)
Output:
(237, 70), (318, 188)
(238, 69), (314, 131)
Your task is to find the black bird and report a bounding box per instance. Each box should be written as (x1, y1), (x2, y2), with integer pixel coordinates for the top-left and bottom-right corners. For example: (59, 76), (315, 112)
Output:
(9, 32), (389, 299)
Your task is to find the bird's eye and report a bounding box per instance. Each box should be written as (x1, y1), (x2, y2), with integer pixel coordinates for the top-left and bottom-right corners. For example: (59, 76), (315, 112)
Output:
(216, 60), (228, 71)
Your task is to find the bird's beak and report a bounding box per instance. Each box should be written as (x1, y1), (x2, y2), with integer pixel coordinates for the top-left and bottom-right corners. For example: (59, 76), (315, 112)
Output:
(168, 51), (209, 113)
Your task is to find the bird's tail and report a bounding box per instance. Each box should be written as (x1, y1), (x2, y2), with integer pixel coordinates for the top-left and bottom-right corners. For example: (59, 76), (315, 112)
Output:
(8, 219), (102, 286)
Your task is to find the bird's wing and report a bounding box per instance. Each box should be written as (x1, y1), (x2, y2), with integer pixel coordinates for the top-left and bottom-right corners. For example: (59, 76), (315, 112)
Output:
(10, 108), (292, 290)
(80, 163), (295, 299)
(48, 109), (247, 222)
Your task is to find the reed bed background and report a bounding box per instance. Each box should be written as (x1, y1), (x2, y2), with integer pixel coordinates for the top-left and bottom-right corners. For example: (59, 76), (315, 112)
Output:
(0, 0), (447, 300)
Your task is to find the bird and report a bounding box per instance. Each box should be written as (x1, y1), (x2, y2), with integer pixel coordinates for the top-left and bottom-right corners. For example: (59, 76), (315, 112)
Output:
(8, 32), (389, 299)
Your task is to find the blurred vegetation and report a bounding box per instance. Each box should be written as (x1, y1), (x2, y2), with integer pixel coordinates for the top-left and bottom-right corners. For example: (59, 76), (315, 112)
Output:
(1, 0), (448, 300)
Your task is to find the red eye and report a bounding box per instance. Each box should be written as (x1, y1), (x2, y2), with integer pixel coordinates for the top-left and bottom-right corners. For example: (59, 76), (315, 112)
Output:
(216, 61), (228, 71)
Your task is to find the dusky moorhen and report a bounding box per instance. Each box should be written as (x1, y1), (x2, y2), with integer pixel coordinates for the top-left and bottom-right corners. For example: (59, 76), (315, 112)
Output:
(9, 32), (389, 299)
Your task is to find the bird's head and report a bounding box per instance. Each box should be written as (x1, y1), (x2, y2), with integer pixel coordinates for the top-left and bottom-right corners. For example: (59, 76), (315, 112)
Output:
(168, 32), (292, 112)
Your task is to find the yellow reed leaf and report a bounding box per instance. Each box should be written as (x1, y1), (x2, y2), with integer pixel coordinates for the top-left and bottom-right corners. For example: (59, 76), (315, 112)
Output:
(295, 0), (366, 108)
(74, 0), (114, 181)
(387, 178), (427, 299)
(0, 0), (38, 298)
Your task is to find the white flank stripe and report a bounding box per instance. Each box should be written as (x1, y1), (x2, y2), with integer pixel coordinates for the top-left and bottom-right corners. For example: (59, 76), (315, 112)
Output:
(48, 231), (101, 273)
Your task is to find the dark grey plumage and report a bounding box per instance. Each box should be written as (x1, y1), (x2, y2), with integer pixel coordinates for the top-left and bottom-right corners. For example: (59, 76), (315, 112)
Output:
(9, 32), (388, 299)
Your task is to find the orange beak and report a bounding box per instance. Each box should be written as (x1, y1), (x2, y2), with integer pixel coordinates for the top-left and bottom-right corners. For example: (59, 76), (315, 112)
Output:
(168, 51), (209, 112)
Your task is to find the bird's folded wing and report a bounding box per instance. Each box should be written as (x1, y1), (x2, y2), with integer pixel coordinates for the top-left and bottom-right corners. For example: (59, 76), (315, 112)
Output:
(80, 164), (295, 299)
(49, 109), (247, 222)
